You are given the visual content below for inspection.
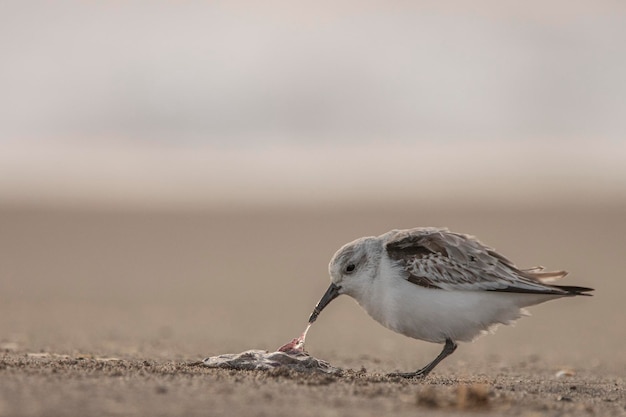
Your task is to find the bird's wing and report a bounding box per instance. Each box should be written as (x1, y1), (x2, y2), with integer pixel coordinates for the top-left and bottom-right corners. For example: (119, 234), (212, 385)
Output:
(384, 228), (571, 295)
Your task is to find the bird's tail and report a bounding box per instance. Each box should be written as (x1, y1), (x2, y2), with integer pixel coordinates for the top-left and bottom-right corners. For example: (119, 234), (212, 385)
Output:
(549, 285), (595, 296)
(521, 267), (594, 296)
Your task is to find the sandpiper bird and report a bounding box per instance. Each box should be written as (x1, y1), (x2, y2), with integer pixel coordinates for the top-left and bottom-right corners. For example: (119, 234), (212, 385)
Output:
(308, 227), (593, 378)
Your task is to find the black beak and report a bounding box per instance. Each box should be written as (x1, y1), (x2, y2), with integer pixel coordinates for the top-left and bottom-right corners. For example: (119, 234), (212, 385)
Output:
(308, 283), (341, 324)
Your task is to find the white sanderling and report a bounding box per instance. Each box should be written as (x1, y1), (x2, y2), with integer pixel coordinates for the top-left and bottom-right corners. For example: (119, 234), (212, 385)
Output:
(308, 227), (593, 378)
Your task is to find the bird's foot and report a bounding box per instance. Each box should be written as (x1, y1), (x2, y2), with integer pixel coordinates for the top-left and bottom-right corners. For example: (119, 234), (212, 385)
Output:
(386, 369), (429, 379)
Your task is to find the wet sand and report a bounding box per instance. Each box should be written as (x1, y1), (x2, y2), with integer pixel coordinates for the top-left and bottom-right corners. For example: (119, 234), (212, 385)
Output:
(0, 204), (624, 416)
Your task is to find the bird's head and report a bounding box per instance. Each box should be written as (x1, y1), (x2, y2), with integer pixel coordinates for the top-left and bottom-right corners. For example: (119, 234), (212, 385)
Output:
(308, 236), (381, 324)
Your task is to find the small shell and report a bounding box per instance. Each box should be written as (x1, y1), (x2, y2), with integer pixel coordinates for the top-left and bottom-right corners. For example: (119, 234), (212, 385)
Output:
(555, 369), (576, 378)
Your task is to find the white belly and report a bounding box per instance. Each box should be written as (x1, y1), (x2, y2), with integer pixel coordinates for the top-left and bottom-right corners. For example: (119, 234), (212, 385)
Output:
(355, 277), (557, 343)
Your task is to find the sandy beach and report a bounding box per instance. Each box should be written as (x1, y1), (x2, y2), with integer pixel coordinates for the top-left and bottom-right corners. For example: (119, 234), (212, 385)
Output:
(0, 204), (623, 416)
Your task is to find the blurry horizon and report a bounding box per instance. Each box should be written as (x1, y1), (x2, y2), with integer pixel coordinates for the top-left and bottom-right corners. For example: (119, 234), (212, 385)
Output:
(1, 139), (624, 210)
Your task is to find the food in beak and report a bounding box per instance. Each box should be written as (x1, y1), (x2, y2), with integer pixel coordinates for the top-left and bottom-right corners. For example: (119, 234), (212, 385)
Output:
(277, 324), (311, 354)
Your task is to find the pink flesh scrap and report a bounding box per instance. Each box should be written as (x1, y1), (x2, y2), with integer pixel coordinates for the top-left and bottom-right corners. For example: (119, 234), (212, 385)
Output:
(277, 324), (311, 354)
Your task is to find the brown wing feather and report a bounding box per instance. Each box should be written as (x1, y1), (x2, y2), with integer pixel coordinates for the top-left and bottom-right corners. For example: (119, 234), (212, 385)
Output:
(384, 228), (579, 295)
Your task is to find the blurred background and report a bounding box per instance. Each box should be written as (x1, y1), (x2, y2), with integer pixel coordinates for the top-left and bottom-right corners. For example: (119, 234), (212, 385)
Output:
(0, 1), (624, 374)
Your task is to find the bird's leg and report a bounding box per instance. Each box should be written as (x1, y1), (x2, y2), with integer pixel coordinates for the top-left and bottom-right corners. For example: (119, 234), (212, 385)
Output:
(388, 338), (457, 379)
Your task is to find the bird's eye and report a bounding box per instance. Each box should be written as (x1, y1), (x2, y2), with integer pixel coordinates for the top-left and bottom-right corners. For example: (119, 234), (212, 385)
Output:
(345, 264), (356, 273)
